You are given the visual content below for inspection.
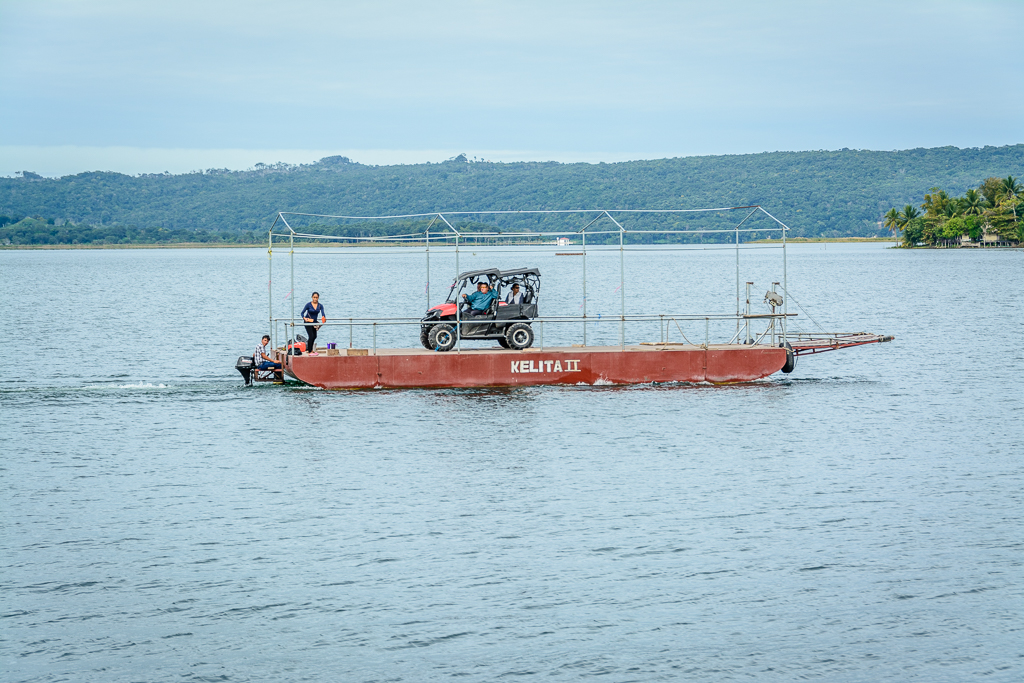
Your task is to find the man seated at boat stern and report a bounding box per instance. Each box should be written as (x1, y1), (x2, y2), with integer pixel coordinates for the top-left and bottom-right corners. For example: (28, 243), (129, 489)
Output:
(255, 335), (282, 378)
(462, 281), (498, 316)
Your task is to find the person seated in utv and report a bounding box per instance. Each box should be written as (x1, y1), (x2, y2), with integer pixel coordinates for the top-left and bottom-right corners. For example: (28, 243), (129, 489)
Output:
(462, 281), (498, 316)
(505, 283), (524, 304)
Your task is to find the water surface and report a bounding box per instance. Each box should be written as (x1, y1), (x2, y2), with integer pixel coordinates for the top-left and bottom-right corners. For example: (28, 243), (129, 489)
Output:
(2, 244), (1021, 682)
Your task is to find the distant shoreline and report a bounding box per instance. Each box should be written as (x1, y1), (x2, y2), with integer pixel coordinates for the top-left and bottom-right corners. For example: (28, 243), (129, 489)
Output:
(3, 237), (899, 250)
(0, 242), (260, 250)
(752, 237), (894, 243)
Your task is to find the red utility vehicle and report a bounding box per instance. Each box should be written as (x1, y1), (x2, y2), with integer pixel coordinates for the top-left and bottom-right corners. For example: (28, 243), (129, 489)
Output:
(420, 268), (541, 351)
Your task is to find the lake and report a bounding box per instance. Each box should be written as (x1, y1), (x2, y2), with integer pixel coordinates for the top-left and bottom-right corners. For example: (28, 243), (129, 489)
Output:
(2, 243), (1021, 682)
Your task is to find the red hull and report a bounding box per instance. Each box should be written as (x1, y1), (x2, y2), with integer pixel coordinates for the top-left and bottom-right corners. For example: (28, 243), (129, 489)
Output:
(284, 345), (787, 389)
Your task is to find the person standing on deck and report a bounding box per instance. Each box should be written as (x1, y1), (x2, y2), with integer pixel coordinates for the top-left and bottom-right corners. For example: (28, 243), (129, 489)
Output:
(301, 292), (327, 353)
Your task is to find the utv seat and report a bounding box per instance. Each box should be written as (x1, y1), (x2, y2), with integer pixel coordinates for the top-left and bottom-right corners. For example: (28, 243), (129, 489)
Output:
(462, 299), (498, 318)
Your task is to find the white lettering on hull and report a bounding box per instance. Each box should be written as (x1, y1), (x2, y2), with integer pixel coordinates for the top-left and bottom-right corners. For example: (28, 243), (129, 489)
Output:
(511, 359), (580, 373)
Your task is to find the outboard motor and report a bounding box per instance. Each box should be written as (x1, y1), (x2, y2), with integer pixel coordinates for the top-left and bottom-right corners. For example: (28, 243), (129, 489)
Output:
(235, 355), (254, 385)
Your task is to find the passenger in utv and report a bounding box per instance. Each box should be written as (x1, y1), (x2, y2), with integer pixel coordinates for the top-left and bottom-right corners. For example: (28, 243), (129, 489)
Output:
(254, 335), (282, 378)
(462, 282), (498, 316)
(505, 283), (524, 304)
(301, 292), (326, 353)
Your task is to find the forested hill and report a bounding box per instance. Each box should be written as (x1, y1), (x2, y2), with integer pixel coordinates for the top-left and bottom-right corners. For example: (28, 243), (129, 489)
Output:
(2, 145), (1022, 240)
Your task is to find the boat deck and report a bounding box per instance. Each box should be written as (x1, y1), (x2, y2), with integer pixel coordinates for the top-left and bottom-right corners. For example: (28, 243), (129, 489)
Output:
(298, 343), (752, 356)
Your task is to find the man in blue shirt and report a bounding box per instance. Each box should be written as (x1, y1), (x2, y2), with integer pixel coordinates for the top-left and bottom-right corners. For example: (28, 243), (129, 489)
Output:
(462, 282), (498, 316)
(301, 291), (327, 353)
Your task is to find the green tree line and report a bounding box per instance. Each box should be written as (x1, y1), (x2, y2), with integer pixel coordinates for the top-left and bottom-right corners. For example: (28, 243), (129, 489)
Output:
(2, 145), (1023, 246)
(0, 217), (265, 246)
(883, 176), (1022, 247)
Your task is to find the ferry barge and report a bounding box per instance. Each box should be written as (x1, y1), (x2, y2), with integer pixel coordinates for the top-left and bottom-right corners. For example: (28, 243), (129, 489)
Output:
(241, 207), (893, 389)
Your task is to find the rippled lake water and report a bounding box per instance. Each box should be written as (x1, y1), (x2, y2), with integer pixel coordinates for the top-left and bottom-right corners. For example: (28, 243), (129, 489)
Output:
(2, 243), (1021, 682)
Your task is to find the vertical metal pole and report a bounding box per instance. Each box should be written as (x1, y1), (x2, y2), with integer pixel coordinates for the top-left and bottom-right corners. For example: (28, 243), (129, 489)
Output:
(705, 317), (709, 348)
(782, 224), (788, 343)
(373, 323), (377, 355)
(539, 321), (543, 350)
(268, 230), (273, 348)
(745, 282), (752, 343)
(772, 282), (779, 346)
(735, 224), (740, 336)
(349, 318), (353, 348)
(619, 228), (625, 347)
(425, 230), (430, 310)
(290, 231), (295, 330)
(582, 230), (587, 346)
(455, 232), (461, 352)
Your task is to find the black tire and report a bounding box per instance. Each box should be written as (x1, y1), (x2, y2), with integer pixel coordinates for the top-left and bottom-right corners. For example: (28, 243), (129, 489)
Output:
(429, 323), (457, 352)
(505, 322), (534, 350)
(497, 336), (510, 349)
(780, 341), (797, 373)
(420, 325), (434, 350)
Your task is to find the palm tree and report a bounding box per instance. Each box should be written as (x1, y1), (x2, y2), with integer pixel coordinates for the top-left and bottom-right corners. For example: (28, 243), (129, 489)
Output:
(1000, 175), (1021, 225)
(962, 188), (984, 215)
(883, 208), (901, 243)
(1000, 175), (1022, 201)
(921, 189), (951, 218)
(897, 205), (921, 247)
(899, 204), (920, 226)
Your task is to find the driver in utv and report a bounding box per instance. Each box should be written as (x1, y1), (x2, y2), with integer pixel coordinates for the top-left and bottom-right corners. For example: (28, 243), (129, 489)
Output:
(462, 282), (498, 316)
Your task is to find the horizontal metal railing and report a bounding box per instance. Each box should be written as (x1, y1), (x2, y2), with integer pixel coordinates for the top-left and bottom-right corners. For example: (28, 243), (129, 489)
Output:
(269, 312), (792, 356)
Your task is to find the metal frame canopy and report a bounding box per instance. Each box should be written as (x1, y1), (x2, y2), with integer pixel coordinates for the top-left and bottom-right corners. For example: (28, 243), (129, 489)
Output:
(265, 206), (792, 350)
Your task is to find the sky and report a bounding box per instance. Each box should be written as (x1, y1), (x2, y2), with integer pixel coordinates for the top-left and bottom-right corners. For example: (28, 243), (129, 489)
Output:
(1, 0), (1022, 177)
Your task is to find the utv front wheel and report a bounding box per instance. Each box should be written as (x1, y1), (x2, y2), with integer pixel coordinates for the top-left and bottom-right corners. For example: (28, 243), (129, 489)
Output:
(420, 325), (434, 349)
(429, 323), (458, 352)
(505, 322), (534, 350)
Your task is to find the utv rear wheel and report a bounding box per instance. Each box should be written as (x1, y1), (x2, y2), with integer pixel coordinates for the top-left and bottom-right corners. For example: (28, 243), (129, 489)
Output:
(505, 322), (534, 350)
(420, 325), (434, 349)
(429, 323), (457, 352)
